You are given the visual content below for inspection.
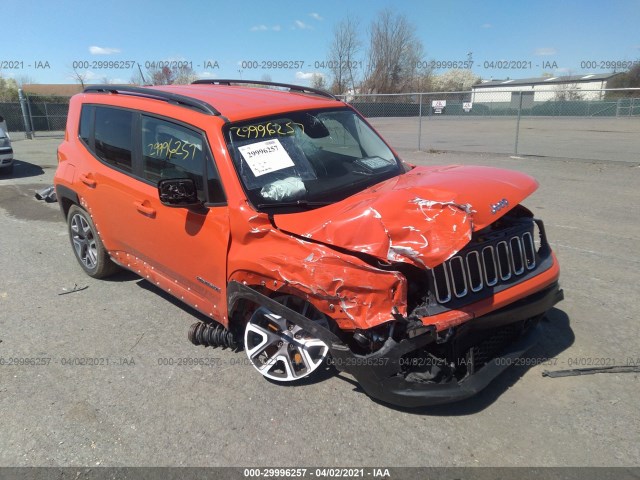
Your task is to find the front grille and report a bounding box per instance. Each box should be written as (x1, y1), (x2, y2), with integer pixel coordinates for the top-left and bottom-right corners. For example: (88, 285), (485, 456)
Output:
(430, 220), (544, 305)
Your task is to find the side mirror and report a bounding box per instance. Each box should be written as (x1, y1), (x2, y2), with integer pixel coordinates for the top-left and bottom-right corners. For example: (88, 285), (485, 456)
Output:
(158, 178), (202, 207)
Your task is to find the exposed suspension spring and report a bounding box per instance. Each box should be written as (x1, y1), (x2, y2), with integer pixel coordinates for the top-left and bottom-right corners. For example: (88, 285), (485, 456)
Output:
(188, 321), (240, 349)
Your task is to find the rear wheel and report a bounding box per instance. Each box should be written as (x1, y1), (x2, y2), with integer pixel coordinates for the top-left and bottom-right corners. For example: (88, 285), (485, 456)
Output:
(67, 205), (119, 278)
(244, 295), (330, 382)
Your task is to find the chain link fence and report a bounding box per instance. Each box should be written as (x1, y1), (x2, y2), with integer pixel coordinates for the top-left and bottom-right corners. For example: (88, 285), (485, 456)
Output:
(344, 88), (640, 162)
(0, 91), (70, 138)
(1, 87), (638, 161)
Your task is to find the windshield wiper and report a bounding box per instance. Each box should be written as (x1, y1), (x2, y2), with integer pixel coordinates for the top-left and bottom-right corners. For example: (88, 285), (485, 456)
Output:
(256, 200), (332, 210)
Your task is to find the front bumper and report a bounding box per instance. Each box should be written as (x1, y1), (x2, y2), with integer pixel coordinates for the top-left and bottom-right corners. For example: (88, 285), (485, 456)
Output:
(0, 148), (13, 166)
(332, 283), (564, 407)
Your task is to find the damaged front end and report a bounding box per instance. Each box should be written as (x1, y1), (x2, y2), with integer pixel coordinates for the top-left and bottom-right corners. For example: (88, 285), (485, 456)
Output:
(226, 188), (563, 407)
(335, 283), (563, 408)
(228, 277), (562, 408)
(334, 204), (563, 407)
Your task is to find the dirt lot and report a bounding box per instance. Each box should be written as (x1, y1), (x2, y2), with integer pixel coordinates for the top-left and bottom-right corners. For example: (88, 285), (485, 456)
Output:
(0, 137), (639, 468)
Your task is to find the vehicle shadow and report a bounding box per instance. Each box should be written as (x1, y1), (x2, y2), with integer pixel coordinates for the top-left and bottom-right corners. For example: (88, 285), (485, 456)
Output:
(0, 159), (46, 179)
(132, 276), (214, 324)
(341, 307), (574, 415)
(131, 277), (355, 386)
(125, 274), (574, 403)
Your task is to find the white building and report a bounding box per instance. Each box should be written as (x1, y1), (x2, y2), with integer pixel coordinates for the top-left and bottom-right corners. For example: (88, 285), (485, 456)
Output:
(471, 73), (621, 106)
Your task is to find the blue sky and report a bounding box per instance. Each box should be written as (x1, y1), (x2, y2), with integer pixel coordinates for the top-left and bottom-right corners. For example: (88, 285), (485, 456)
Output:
(3, 0), (639, 86)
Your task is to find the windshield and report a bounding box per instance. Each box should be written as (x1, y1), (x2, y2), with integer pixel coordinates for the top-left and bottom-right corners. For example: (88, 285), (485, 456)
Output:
(224, 108), (401, 211)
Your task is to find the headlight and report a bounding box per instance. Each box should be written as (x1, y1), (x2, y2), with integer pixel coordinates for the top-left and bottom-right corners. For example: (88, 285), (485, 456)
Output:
(0, 138), (8, 147)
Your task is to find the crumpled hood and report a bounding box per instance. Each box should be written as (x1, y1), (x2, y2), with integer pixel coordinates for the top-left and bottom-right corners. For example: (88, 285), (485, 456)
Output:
(273, 165), (538, 269)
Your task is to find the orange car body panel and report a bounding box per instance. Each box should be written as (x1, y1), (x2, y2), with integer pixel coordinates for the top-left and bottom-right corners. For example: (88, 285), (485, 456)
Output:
(55, 84), (560, 334)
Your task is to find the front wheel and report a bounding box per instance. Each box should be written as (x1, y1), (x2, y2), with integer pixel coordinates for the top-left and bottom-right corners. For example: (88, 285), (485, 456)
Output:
(244, 296), (330, 382)
(67, 205), (119, 278)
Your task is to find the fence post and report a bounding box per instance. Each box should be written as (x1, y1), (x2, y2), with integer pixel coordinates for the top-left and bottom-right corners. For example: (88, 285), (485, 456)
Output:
(514, 91), (523, 155)
(44, 103), (51, 131)
(18, 89), (33, 139)
(26, 94), (36, 137)
(418, 93), (423, 151)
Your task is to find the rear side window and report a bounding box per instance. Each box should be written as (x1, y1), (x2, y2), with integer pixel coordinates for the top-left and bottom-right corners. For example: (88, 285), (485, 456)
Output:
(94, 107), (133, 173)
(79, 105), (93, 144)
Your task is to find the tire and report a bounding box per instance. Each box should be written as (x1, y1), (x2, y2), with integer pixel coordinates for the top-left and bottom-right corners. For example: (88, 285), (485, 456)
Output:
(67, 205), (120, 278)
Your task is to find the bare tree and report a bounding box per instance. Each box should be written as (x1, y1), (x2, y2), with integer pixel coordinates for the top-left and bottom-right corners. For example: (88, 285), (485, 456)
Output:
(145, 64), (198, 85)
(363, 10), (424, 94)
(15, 75), (37, 87)
(173, 64), (198, 84)
(554, 81), (583, 101)
(551, 72), (583, 101)
(70, 67), (89, 88)
(149, 66), (175, 85)
(310, 73), (327, 90)
(328, 17), (361, 95)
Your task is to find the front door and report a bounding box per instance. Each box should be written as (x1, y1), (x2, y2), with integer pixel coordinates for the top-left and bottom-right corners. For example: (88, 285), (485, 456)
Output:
(123, 114), (230, 321)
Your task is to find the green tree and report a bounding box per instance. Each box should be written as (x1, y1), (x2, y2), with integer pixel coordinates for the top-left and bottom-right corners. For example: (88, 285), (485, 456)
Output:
(430, 69), (481, 92)
(605, 63), (640, 98)
(0, 74), (19, 102)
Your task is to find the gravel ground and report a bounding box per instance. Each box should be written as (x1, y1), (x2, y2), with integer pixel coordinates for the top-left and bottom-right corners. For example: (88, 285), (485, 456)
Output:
(0, 137), (638, 468)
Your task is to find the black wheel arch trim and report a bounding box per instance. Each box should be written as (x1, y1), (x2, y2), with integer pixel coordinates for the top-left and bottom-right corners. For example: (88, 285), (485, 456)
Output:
(227, 281), (343, 346)
(55, 184), (80, 217)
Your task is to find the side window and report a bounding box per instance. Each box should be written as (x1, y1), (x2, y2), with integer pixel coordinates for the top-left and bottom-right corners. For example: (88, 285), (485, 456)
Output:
(141, 116), (206, 201)
(94, 107), (133, 173)
(79, 105), (93, 145)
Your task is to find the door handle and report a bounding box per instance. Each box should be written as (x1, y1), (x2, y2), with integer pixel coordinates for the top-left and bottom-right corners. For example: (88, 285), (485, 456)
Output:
(79, 173), (96, 188)
(134, 201), (156, 217)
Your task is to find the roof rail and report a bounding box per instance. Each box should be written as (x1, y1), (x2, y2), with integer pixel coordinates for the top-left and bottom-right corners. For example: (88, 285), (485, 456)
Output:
(83, 85), (221, 115)
(192, 79), (338, 100)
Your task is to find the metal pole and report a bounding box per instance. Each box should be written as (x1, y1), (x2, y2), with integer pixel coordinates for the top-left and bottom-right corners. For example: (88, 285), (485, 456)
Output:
(417, 93), (423, 151)
(514, 91), (523, 155)
(44, 103), (51, 131)
(26, 93), (36, 137)
(18, 89), (33, 139)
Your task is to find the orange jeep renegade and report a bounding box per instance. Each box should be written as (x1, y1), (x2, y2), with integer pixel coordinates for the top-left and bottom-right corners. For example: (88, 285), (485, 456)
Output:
(54, 80), (563, 407)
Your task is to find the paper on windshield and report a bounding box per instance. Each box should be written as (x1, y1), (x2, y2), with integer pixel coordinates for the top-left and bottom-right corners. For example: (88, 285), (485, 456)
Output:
(238, 139), (295, 177)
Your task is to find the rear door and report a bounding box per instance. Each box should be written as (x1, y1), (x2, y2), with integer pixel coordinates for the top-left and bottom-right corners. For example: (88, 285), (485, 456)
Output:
(75, 104), (142, 255)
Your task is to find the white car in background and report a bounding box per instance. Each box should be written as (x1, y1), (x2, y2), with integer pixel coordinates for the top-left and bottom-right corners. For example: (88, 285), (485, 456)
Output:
(0, 128), (13, 174)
